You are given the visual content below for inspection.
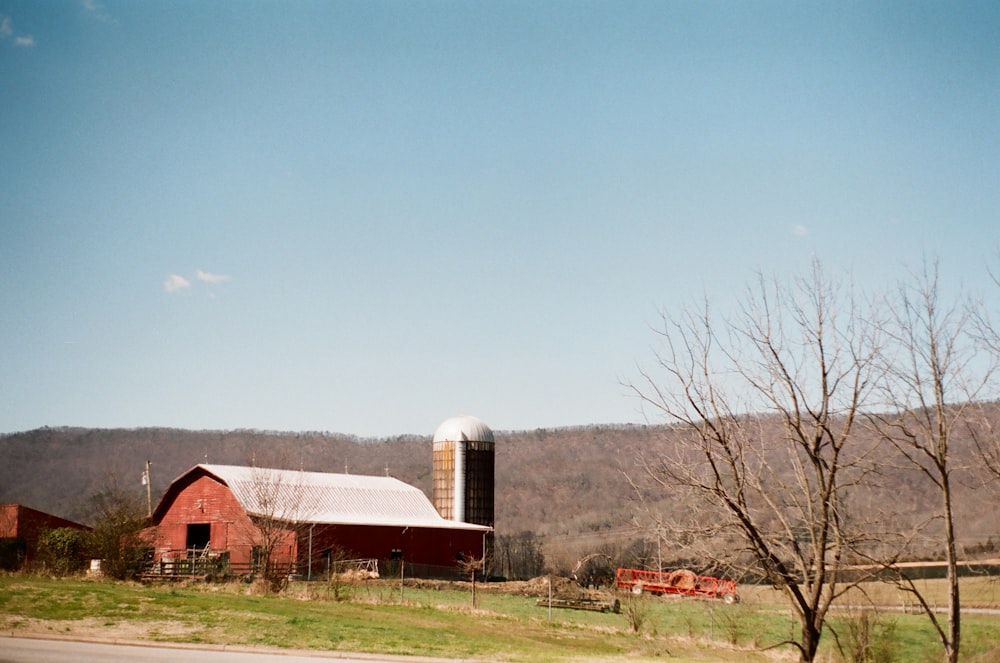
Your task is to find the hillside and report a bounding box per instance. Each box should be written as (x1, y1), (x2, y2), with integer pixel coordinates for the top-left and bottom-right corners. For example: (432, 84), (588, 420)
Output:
(3, 420), (999, 571)
(0, 425), (644, 563)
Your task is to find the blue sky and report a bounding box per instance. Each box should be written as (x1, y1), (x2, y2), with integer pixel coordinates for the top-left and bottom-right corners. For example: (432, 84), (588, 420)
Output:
(2, 1), (998, 437)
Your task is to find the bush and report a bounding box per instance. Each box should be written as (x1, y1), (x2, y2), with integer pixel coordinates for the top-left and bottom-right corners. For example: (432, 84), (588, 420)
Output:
(833, 609), (898, 663)
(37, 528), (89, 575)
(622, 593), (651, 633)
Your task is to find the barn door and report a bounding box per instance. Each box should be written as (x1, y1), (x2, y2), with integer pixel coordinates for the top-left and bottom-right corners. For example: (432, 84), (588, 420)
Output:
(186, 523), (210, 552)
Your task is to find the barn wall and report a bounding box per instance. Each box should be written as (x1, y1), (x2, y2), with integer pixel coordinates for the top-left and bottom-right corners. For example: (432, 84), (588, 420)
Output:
(0, 504), (90, 567)
(299, 523), (485, 578)
(150, 474), (299, 567)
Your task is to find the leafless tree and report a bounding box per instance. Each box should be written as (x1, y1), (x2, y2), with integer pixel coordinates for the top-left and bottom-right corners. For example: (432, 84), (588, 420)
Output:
(968, 254), (1000, 480)
(323, 543), (364, 602)
(495, 531), (545, 580)
(626, 262), (889, 663)
(458, 553), (486, 607)
(239, 465), (312, 593)
(866, 260), (999, 663)
(86, 479), (151, 580)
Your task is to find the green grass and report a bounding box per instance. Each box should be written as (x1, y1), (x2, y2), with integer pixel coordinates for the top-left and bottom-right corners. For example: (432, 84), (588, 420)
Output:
(2, 575), (1000, 662)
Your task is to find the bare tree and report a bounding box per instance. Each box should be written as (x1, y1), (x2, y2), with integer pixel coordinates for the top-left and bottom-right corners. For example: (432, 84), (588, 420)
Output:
(494, 531), (545, 580)
(237, 465), (312, 593)
(867, 260), (997, 663)
(458, 553), (486, 607)
(323, 543), (365, 602)
(968, 254), (1000, 480)
(87, 480), (151, 580)
(626, 262), (887, 663)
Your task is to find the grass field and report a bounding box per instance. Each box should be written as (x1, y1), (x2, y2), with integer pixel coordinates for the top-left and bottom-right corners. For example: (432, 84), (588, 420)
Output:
(2, 575), (1000, 662)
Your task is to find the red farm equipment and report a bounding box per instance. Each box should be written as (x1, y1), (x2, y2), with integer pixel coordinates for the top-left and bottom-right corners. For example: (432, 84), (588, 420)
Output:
(615, 567), (740, 604)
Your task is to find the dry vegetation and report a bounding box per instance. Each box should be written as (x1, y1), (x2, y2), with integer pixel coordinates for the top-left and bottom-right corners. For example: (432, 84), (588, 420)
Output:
(2, 417), (1000, 573)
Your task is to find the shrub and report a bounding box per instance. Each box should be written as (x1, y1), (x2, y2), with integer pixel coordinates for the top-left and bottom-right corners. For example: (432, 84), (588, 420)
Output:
(622, 593), (651, 633)
(833, 609), (898, 663)
(37, 528), (89, 575)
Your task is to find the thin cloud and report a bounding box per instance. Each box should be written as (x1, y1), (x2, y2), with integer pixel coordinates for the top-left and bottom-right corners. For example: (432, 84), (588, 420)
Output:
(196, 269), (232, 284)
(165, 270), (231, 295)
(792, 224), (809, 237)
(163, 274), (191, 293)
(1, 15), (34, 47)
(80, 0), (116, 25)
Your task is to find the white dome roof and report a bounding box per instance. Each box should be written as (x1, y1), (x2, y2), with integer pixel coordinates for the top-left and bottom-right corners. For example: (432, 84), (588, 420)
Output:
(433, 415), (494, 443)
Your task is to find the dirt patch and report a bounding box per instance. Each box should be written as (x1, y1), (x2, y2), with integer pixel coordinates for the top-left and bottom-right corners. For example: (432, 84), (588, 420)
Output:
(1, 615), (201, 642)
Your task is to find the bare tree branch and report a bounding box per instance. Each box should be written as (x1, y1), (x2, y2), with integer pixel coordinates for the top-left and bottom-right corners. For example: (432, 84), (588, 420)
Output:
(866, 258), (999, 663)
(625, 261), (891, 663)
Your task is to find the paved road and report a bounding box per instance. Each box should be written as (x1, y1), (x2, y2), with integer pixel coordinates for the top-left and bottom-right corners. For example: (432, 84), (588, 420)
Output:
(0, 637), (441, 663)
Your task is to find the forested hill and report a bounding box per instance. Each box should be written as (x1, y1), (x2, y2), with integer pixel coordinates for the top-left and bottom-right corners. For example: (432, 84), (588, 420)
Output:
(3, 420), (999, 570)
(0, 425), (647, 557)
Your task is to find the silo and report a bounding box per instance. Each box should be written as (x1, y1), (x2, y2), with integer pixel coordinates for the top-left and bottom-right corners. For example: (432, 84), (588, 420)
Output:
(432, 415), (495, 527)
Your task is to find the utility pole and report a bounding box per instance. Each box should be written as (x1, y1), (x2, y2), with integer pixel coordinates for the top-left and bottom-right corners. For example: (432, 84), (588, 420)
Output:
(143, 460), (152, 517)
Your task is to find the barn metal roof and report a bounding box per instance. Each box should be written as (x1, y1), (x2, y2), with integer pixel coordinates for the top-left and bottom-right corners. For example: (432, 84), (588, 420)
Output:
(196, 464), (490, 532)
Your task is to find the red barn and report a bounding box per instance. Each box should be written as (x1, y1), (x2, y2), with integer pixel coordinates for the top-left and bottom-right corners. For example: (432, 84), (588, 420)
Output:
(0, 503), (91, 570)
(147, 464), (491, 579)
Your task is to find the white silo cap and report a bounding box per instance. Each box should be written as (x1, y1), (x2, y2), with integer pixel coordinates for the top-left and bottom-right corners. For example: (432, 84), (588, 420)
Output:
(433, 415), (495, 443)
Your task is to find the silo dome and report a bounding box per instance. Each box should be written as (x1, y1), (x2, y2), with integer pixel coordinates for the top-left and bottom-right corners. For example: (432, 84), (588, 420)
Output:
(432, 415), (495, 528)
(433, 415), (495, 444)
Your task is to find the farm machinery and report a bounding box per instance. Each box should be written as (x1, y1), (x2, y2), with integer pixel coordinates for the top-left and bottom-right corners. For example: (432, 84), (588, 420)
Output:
(615, 567), (740, 604)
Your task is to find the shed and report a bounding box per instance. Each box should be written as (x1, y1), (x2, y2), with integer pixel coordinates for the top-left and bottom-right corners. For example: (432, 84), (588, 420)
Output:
(0, 504), (91, 570)
(147, 464), (491, 579)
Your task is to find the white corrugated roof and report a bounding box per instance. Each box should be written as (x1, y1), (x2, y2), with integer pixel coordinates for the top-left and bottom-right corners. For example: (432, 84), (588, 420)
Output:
(198, 464), (490, 532)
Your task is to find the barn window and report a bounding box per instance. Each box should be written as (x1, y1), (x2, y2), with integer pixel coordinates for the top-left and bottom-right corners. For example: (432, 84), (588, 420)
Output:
(186, 524), (211, 551)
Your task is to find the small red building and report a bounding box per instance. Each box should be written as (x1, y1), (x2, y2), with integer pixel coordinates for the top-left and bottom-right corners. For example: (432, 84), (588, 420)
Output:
(0, 503), (91, 570)
(147, 464), (491, 579)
